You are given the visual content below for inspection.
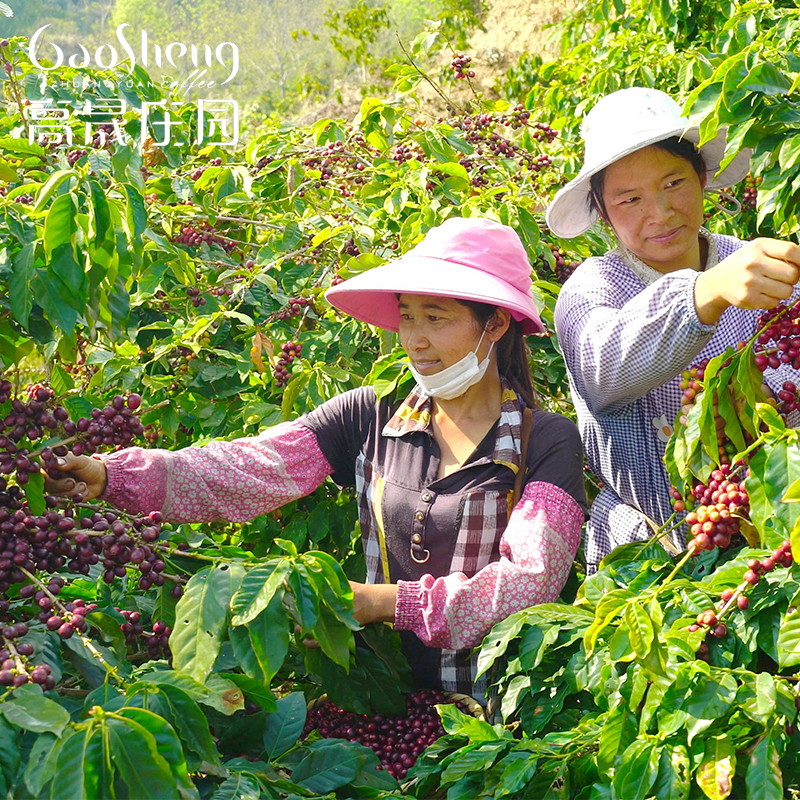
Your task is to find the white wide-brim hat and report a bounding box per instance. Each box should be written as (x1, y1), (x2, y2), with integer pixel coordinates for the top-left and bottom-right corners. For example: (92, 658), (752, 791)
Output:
(546, 87), (753, 239)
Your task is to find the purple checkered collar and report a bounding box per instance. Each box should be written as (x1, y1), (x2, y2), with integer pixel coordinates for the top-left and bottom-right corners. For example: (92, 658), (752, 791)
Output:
(381, 377), (524, 472)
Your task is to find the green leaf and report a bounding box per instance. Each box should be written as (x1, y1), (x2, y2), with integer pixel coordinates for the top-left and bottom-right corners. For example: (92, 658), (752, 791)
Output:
(624, 602), (654, 658)
(87, 182), (111, 245)
(247, 588), (290, 683)
(683, 673), (737, 745)
(652, 743), (690, 800)
(287, 563), (320, 632)
(107, 713), (180, 799)
(50, 728), (107, 800)
(43, 193), (77, 262)
(292, 739), (366, 792)
(217, 672), (277, 713)
(134, 670), (210, 700)
(201, 674), (245, 716)
(33, 169), (75, 213)
(50, 362), (75, 396)
(115, 708), (198, 800)
(128, 682), (218, 769)
(263, 692), (307, 761)
(24, 732), (61, 797)
(23, 470), (46, 516)
(745, 730), (782, 800)
(170, 563), (245, 682)
(584, 589), (635, 653)
(476, 611), (528, 678)
(696, 735), (736, 800)
(122, 183), (148, 242)
(210, 772), (261, 800)
(9, 242), (35, 328)
(494, 751), (538, 798)
(311, 602), (353, 669)
(598, 702), (638, 772)
(778, 601), (800, 668)
(612, 740), (660, 800)
(0, 683), (70, 735)
(441, 741), (508, 784)
(739, 62), (792, 96)
(0, 715), (19, 793)
(784, 475), (800, 502)
(230, 560), (291, 626)
(437, 703), (504, 741)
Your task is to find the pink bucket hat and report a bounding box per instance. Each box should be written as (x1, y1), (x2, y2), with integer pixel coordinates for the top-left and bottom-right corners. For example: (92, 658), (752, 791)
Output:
(325, 217), (545, 334)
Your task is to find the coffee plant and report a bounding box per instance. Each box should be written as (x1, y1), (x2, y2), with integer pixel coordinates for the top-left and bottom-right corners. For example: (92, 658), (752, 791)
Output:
(1, 0), (800, 797)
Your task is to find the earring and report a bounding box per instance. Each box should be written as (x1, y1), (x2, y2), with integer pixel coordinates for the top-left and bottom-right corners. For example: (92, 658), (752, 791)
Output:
(705, 190), (742, 216)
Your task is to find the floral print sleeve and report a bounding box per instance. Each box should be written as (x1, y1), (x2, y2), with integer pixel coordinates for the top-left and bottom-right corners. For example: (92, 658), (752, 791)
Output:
(393, 481), (583, 650)
(100, 420), (334, 523)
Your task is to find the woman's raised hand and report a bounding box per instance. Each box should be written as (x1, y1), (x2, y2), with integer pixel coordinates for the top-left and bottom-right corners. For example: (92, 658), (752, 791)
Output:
(43, 453), (107, 501)
(695, 238), (800, 325)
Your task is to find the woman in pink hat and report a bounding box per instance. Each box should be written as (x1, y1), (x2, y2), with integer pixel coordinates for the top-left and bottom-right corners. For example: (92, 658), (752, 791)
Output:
(547, 86), (800, 572)
(48, 217), (586, 697)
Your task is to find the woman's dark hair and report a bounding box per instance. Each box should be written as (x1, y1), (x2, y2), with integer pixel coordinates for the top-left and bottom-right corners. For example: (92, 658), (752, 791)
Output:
(588, 135), (706, 222)
(456, 299), (538, 409)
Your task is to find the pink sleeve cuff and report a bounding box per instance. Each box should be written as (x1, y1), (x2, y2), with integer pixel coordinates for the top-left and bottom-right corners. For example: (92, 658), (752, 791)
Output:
(394, 580), (424, 632)
(101, 449), (169, 514)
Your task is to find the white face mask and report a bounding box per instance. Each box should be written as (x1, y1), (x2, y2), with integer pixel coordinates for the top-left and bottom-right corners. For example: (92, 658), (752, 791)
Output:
(407, 328), (494, 400)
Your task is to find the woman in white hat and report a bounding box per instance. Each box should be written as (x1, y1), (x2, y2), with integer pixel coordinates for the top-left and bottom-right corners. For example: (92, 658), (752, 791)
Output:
(547, 86), (800, 571)
(48, 217), (586, 703)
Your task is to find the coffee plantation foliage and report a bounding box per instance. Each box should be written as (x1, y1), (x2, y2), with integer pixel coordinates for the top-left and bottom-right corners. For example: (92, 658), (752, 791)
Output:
(2, 0), (800, 795)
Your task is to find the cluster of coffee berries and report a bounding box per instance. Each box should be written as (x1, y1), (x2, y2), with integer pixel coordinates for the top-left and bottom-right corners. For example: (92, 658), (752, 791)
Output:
(742, 173), (761, 209)
(542, 243), (580, 283)
(13, 193), (34, 204)
(173, 223), (234, 253)
(0, 614), (56, 688)
(73, 509), (166, 589)
(0, 384), (68, 445)
(677, 359), (709, 422)
(682, 467), (749, 552)
(143, 422), (160, 445)
(742, 540), (794, 586)
(778, 381), (800, 413)
(450, 53), (474, 79)
(331, 274), (345, 286)
(754, 301), (800, 372)
(190, 157), (223, 181)
(118, 609), (172, 660)
(393, 143), (419, 165)
(0, 498), (76, 589)
(64, 393), (144, 457)
(689, 540), (794, 661)
(529, 120), (559, 142)
(66, 149), (88, 167)
(185, 286), (207, 308)
(43, 597), (98, 640)
(274, 341), (303, 388)
(276, 296), (313, 321)
(304, 690), (469, 780)
(344, 237), (360, 257)
(88, 123), (117, 149)
(301, 140), (368, 193)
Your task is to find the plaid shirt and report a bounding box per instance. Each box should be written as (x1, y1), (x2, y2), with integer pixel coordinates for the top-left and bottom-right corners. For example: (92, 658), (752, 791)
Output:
(304, 379), (585, 694)
(555, 230), (800, 570)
